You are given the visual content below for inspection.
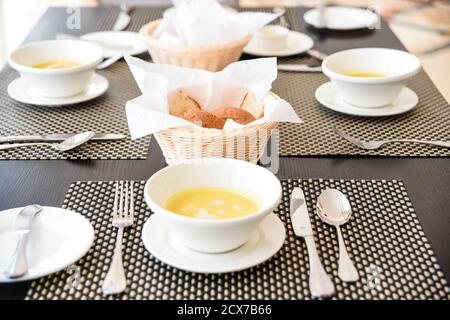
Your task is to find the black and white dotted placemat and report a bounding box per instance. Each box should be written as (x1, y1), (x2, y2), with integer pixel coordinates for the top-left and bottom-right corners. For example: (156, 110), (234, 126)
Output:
(25, 179), (449, 300)
(0, 8), (156, 160)
(106, 6), (450, 158)
(272, 8), (450, 157)
(5, 6), (447, 159)
(97, 6), (450, 158)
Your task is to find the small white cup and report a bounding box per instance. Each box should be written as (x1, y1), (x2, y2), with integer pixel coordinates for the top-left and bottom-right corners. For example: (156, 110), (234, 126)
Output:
(253, 25), (289, 51)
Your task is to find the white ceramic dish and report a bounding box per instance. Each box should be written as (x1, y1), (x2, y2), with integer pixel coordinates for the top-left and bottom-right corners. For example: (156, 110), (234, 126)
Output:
(304, 6), (378, 30)
(144, 158), (282, 253)
(315, 82), (418, 117)
(142, 212), (285, 273)
(7, 73), (109, 107)
(0, 206), (94, 283)
(252, 25), (289, 51)
(322, 48), (421, 108)
(80, 31), (147, 58)
(9, 40), (103, 98)
(244, 31), (314, 57)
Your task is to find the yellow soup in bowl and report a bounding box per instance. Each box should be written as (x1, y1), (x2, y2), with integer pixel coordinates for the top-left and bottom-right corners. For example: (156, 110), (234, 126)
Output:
(32, 60), (81, 69)
(340, 70), (384, 78)
(165, 187), (258, 220)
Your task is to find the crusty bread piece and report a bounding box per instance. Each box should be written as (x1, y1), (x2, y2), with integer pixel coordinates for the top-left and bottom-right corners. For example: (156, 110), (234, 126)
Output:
(240, 92), (264, 119)
(168, 90), (200, 118)
(211, 107), (256, 125)
(182, 109), (225, 129)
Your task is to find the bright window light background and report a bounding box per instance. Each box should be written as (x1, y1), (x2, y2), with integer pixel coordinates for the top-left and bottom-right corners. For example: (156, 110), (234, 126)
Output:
(0, 0), (448, 102)
(0, 0), (98, 67)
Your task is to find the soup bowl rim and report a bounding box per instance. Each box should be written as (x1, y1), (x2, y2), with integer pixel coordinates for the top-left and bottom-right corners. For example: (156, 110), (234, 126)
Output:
(322, 47), (421, 84)
(8, 39), (103, 76)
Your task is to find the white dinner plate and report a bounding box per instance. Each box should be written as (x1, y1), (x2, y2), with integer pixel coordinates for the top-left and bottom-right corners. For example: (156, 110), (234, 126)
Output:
(142, 213), (286, 274)
(0, 206), (94, 283)
(304, 6), (378, 30)
(81, 31), (147, 58)
(315, 82), (418, 117)
(7, 73), (109, 107)
(244, 31), (314, 57)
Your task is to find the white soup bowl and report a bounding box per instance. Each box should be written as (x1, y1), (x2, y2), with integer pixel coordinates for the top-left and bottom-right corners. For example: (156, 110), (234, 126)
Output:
(9, 40), (103, 98)
(322, 48), (421, 108)
(144, 158), (282, 253)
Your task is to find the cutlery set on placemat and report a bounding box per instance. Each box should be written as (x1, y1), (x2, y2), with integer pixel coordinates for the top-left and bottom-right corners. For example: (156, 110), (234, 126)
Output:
(291, 187), (358, 298)
(0, 133), (125, 152)
(1, 128), (449, 153)
(0, 5), (152, 160)
(0, 182), (134, 297)
(5, 178), (448, 300)
(3, 178), (444, 299)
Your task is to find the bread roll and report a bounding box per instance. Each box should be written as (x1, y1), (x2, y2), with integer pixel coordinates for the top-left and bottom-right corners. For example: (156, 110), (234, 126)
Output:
(168, 90), (200, 118)
(182, 109), (225, 129)
(212, 107), (256, 125)
(240, 92), (264, 119)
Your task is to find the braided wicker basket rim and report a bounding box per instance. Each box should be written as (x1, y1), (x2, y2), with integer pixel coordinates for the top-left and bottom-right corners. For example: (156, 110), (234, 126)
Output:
(140, 19), (252, 55)
(157, 121), (278, 138)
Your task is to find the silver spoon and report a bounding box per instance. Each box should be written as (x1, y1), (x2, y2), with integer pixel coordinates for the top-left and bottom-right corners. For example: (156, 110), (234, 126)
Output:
(316, 188), (359, 282)
(0, 131), (95, 152)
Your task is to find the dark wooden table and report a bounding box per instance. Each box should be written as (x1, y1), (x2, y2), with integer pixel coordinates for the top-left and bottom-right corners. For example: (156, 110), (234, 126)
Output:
(0, 6), (449, 300)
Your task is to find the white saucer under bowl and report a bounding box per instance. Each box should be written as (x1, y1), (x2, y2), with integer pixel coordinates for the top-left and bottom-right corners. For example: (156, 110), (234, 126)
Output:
(243, 31), (314, 57)
(0, 206), (94, 283)
(142, 213), (286, 274)
(7, 73), (109, 107)
(81, 31), (147, 58)
(304, 6), (378, 30)
(315, 82), (418, 117)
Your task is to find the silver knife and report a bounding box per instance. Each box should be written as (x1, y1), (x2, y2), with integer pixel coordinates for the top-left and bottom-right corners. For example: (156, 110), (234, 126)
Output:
(0, 133), (126, 144)
(278, 64), (322, 72)
(112, 4), (134, 31)
(290, 187), (335, 298)
(5, 205), (43, 279)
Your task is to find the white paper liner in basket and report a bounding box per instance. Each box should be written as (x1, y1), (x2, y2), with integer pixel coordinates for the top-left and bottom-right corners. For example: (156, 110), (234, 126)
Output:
(125, 56), (302, 164)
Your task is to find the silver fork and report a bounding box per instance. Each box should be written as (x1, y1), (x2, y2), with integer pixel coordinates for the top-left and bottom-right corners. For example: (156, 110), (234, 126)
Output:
(102, 181), (134, 295)
(334, 127), (450, 150)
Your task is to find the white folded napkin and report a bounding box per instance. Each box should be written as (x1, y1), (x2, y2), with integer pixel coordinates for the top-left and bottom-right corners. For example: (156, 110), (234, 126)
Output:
(153, 0), (281, 47)
(124, 55), (302, 140)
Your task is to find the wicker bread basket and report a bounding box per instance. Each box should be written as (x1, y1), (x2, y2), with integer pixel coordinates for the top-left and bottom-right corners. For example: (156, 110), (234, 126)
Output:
(154, 93), (280, 165)
(140, 19), (252, 71)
